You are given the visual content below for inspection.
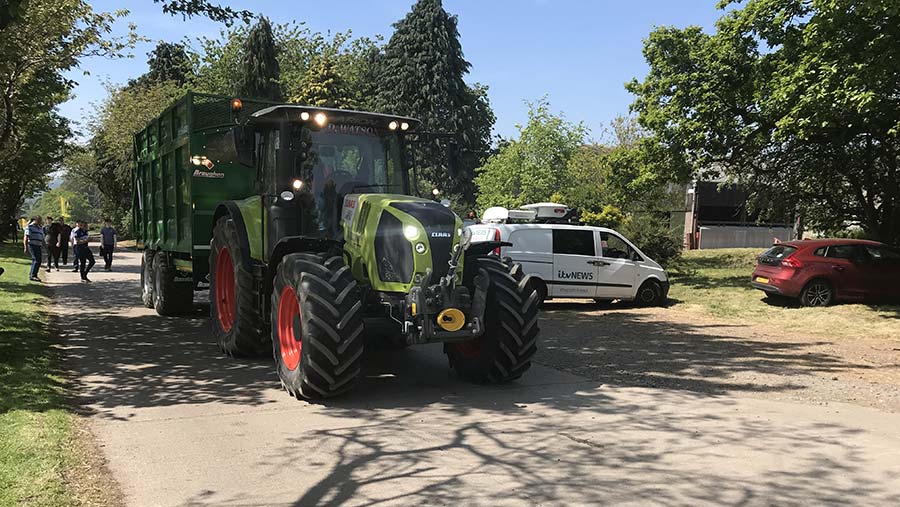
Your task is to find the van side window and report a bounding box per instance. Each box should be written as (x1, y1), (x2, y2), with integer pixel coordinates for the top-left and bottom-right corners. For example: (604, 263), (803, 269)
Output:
(552, 229), (595, 256)
(600, 232), (633, 259)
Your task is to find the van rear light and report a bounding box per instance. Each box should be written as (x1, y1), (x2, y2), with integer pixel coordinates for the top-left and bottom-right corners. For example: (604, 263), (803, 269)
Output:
(493, 228), (501, 255)
(780, 256), (803, 269)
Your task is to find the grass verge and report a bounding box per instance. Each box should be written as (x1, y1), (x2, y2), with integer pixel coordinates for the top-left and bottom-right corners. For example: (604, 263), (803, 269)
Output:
(0, 241), (117, 506)
(668, 248), (900, 340)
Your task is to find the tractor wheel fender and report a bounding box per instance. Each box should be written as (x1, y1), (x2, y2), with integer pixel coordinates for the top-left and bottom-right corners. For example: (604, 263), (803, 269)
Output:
(212, 202), (254, 269)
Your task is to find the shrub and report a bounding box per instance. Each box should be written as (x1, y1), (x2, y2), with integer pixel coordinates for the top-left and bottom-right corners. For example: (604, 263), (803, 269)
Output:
(620, 213), (682, 267)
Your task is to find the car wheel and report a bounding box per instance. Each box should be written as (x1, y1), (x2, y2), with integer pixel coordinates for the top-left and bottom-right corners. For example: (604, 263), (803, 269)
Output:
(636, 279), (664, 306)
(800, 279), (833, 307)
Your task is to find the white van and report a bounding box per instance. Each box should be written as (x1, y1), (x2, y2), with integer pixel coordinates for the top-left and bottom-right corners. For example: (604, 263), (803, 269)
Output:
(468, 204), (670, 305)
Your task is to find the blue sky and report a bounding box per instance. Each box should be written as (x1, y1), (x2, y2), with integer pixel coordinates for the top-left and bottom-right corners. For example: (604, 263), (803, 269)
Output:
(61, 0), (724, 141)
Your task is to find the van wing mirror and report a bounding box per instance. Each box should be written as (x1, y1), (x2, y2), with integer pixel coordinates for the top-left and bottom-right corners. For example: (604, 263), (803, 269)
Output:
(232, 126), (254, 167)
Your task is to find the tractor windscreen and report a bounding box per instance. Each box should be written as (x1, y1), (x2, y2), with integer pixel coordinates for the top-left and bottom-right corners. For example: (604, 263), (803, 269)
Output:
(304, 123), (405, 235)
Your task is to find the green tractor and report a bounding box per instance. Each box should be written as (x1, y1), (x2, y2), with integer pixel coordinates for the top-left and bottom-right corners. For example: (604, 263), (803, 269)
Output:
(133, 94), (540, 399)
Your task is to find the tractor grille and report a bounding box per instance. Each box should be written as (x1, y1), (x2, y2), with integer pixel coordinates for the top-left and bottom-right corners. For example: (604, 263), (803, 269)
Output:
(390, 201), (456, 279)
(374, 212), (414, 284)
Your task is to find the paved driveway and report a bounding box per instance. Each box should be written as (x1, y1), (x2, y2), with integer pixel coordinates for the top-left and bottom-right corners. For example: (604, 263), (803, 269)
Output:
(49, 251), (900, 506)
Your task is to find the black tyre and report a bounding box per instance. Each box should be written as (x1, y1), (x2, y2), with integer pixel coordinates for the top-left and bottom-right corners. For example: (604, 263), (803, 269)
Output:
(446, 256), (540, 383)
(800, 279), (833, 307)
(152, 252), (193, 316)
(271, 253), (365, 399)
(210, 216), (268, 357)
(141, 250), (155, 309)
(530, 277), (548, 307)
(635, 279), (664, 306)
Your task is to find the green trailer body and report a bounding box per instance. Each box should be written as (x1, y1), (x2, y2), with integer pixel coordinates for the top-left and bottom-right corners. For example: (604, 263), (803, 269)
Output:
(132, 93), (276, 282)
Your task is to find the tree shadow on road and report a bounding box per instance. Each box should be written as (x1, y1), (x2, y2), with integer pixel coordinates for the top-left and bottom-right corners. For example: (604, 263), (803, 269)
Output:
(538, 301), (860, 394)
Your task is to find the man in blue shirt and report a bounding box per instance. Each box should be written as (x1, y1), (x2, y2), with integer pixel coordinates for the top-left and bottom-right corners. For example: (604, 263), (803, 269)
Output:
(99, 218), (117, 271)
(73, 220), (96, 283)
(23, 216), (44, 282)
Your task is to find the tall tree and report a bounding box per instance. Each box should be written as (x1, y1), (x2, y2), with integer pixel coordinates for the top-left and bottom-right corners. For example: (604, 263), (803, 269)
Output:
(474, 98), (586, 211)
(152, 0), (251, 25)
(144, 41), (192, 85)
(628, 0), (900, 243)
(234, 17), (281, 100)
(376, 0), (494, 206)
(0, 0), (132, 238)
(291, 55), (355, 108)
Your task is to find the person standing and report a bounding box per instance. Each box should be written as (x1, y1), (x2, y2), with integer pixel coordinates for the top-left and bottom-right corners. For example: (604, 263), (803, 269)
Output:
(59, 220), (72, 266)
(73, 220), (95, 283)
(24, 216), (44, 282)
(44, 216), (63, 272)
(70, 221), (81, 272)
(99, 218), (117, 271)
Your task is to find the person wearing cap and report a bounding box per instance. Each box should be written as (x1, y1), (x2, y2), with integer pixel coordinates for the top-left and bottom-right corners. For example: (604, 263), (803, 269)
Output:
(23, 216), (44, 282)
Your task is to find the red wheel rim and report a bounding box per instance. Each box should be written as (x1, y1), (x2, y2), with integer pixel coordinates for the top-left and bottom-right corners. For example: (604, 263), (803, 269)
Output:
(277, 285), (302, 371)
(455, 337), (482, 359)
(215, 247), (236, 332)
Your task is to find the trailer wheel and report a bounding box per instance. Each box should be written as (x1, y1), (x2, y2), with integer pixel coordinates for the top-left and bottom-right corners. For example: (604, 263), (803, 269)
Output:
(210, 216), (268, 357)
(152, 252), (193, 316)
(446, 256), (540, 383)
(271, 253), (365, 399)
(141, 251), (155, 309)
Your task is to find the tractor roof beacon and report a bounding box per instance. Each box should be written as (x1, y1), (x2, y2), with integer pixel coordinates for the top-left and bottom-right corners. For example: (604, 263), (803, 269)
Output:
(132, 93), (540, 399)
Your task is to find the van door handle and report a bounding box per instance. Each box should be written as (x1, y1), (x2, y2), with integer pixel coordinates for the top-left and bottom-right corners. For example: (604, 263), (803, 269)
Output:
(588, 260), (609, 266)
(832, 265), (844, 272)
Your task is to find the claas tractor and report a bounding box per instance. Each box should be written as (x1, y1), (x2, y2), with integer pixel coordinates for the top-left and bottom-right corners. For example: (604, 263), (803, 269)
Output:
(133, 94), (540, 399)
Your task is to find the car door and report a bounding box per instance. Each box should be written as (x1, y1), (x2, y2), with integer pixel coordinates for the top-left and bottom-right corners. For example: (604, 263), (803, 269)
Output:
(824, 244), (867, 300)
(595, 231), (639, 299)
(860, 245), (900, 299)
(551, 228), (600, 298)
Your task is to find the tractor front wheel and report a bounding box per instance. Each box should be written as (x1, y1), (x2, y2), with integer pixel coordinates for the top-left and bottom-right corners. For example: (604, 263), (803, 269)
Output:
(271, 253), (365, 399)
(446, 256), (540, 383)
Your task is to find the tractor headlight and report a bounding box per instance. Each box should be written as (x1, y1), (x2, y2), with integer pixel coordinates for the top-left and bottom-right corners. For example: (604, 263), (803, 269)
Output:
(403, 225), (419, 240)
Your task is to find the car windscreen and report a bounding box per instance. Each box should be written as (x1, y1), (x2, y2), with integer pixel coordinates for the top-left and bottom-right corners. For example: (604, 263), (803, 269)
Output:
(758, 245), (798, 266)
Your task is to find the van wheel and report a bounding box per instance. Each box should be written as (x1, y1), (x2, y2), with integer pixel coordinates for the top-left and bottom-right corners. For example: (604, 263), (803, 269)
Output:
(141, 251), (155, 308)
(800, 279), (833, 307)
(636, 279), (663, 306)
(153, 252), (193, 316)
(272, 253), (365, 399)
(446, 256), (539, 383)
(210, 216), (268, 357)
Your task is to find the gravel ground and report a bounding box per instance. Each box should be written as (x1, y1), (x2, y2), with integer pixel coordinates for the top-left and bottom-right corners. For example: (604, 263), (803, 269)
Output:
(536, 299), (900, 413)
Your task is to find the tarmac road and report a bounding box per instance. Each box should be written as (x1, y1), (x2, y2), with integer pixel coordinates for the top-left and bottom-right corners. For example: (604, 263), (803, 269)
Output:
(49, 251), (900, 507)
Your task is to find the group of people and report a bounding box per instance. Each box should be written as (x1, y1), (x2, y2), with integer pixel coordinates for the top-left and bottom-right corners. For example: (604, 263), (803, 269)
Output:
(23, 216), (117, 283)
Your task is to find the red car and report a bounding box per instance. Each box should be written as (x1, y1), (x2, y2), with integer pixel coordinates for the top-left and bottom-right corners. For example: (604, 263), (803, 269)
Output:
(751, 239), (900, 306)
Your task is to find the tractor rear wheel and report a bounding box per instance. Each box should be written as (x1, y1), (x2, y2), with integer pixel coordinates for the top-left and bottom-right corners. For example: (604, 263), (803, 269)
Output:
(210, 216), (268, 357)
(140, 250), (155, 308)
(446, 256), (540, 383)
(152, 252), (193, 316)
(271, 253), (365, 399)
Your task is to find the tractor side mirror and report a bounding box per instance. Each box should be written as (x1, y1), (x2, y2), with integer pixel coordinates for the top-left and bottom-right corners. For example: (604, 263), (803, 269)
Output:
(232, 126), (254, 167)
(446, 141), (460, 179)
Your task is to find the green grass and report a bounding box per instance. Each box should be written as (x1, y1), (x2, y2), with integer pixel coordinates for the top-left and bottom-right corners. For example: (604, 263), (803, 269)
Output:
(668, 248), (900, 340)
(0, 242), (77, 506)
